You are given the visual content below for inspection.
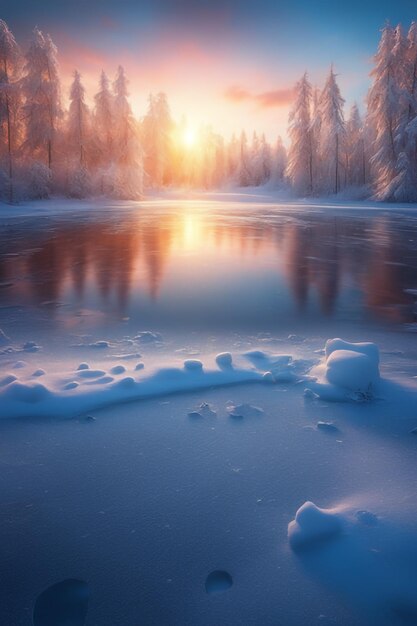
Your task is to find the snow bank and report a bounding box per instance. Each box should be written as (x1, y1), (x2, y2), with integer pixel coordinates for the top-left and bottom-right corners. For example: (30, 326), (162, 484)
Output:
(0, 347), (315, 419)
(0, 354), (265, 419)
(1, 337), (408, 418)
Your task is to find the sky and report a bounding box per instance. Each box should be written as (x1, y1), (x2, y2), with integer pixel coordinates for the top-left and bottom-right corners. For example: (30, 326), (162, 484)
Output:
(3, 0), (417, 142)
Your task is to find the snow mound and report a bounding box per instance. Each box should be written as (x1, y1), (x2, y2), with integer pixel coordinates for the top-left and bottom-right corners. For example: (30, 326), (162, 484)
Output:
(325, 338), (380, 364)
(215, 352), (233, 369)
(288, 501), (342, 551)
(183, 359), (203, 372)
(326, 350), (379, 390)
(32, 369), (46, 377)
(306, 338), (380, 401)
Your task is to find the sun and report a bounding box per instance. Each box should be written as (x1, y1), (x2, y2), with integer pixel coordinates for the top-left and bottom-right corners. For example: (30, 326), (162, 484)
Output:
(183, 127), (197, 148)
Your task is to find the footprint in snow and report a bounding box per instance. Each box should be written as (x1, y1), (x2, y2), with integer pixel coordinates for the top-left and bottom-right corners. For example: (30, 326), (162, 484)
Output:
(33, 579), (89, 626)
(205, 570), (233, 595)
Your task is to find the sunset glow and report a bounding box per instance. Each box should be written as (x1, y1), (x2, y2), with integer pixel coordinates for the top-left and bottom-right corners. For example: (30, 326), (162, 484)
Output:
(182, 127), (197, 149)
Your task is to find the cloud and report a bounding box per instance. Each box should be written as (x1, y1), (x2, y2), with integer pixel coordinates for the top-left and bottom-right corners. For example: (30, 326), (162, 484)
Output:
(224, 84), (294, 108)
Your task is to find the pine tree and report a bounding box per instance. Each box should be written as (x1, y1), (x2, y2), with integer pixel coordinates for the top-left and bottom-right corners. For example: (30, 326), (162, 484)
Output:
(346, 104), (366, 187)
(237, 130), (251, 186)
(387, 23), (417, 202)
(93, 70), (113, 167)
(286, 73), (314, 194)
(67, 70), (91, 197)
(272, 136), (287, 185)
(22, 28), (61, 173)
(318, 67), (346, 194)
(111, 65), (143, 198)
(0, 19), (21, 202)
(367, 24), (401, 199)
(142, 92), (173, 188)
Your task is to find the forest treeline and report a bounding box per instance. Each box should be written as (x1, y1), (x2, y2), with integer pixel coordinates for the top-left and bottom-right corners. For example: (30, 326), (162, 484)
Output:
(0, 20), (416, 202)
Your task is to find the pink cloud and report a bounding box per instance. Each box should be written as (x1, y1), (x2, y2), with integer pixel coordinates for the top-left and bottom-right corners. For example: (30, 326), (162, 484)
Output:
(224, 84), (294, 108)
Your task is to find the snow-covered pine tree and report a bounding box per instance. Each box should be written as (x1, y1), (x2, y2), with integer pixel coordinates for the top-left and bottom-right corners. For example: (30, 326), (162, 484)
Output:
(142, 92), (173, 188)
(93, 71), (113, 168)
(22, 28), (62, 174)
(226, 133), (240, 183)
(67, 70), (91, 197)
(237, 131), (251, 186)
(318, 66), (346, 194)
(386, 22), (417, 201)
(286, 73), (314, 195)
(346, 103), (366, 187)
(0, 19), (22, 202)
(310, 86), (322, 188)
(111, 65), (143, 199)
(249, 131), (261, 185)
(271, 136), (287, 186)
(154, 92), (173, 186)
(259, 134), (272, 184)
(367, 23), (402, 200)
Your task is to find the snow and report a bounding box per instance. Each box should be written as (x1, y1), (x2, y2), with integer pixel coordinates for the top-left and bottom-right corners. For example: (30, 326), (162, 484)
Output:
(288, 501), (343, 551)
(306, 339), (381, 402)
(0, 353), (264, 419)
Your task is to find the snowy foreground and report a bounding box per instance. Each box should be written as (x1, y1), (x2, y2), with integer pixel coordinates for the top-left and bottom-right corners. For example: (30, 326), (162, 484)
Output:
(1, 195), (417, 625)
(1, 331), (417, 625)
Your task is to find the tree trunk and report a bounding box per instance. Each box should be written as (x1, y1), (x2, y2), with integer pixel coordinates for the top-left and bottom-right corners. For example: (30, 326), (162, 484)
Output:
(335, 134), (339, 194)
(4, 59), (13, 204)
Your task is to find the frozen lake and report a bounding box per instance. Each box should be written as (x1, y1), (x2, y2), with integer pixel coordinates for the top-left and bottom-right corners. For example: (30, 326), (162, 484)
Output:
(1, 200), (417, 345)
(1, 198), (417, 625)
